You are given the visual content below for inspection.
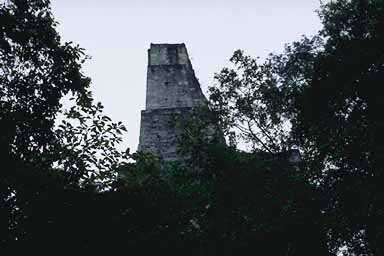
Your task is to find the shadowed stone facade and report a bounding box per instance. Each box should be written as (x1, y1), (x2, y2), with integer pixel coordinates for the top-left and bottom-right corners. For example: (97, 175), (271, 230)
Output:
(138, 43), (208, 162)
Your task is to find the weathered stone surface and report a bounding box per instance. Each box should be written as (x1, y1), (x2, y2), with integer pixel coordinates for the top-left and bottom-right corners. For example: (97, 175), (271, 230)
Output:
(138, 43), (208, 162)
(145, 43), (206, 110)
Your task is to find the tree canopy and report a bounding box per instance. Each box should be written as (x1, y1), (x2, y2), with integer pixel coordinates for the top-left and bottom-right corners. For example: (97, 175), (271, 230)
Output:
(209, 0), (384, 254)
(1, 0), (384, 255)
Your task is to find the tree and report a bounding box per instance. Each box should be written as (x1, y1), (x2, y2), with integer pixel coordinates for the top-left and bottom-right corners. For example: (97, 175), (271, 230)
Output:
(209, 0), (384, 254)
(0, 0), (92, 167)
(0, 0), (128, 246)
(278, 1), (384, 254)
(0, 0), (90, 244)
(2, 0), (383, 254)
(54, 101), (128, 189)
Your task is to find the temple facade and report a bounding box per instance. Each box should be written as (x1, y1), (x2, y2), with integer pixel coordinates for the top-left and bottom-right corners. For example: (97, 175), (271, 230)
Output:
(138, 43), (208, 162)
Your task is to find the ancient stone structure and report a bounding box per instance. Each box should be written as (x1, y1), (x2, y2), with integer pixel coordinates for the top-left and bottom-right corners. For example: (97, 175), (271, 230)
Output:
(138, 43), (208, 162)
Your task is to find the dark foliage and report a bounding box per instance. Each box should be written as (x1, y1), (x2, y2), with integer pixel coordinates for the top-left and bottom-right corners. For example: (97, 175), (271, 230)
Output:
(210, 0), (384, 254)
(1, 0), (383, 255)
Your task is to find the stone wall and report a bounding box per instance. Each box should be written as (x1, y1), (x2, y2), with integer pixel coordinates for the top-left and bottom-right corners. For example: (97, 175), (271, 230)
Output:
(145, 43), (206, 110)
(138, 43), (208, 163)
(138, 107), (192, 162)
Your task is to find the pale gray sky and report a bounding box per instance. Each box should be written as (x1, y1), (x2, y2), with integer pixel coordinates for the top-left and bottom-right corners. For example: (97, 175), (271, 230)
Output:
(51, 0), (323, 152)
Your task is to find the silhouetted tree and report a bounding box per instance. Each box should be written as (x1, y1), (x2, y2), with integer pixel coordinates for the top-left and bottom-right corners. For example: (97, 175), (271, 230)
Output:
(0, 0), (127, 248)
(1, 0), (383, 255)
(0, 0), (88, 245)
(209, 0), (384, 254)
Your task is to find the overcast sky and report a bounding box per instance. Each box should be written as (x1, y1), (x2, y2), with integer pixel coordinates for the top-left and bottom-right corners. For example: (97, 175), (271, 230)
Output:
(50, 0), (323, 152)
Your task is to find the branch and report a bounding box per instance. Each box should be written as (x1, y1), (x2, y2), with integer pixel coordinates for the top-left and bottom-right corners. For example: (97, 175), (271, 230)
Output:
(235, 123), (274, 154)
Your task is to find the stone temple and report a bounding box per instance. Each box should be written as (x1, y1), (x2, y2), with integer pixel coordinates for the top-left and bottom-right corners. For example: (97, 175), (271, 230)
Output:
(138, 43), (208, 162)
